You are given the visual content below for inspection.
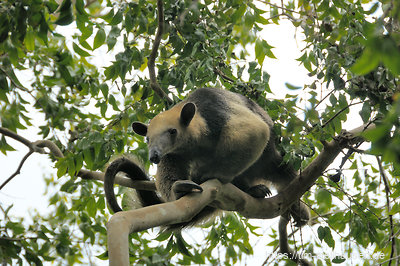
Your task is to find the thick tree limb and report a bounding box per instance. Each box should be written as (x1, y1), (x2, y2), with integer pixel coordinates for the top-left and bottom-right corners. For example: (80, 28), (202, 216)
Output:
(0, 127), (46, 153)
(107, 179), (220, 266)
(148, 0), (173, 106)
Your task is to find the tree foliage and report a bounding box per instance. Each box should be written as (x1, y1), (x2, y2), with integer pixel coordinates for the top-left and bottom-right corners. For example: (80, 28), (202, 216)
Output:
(0, 0), (399, 265)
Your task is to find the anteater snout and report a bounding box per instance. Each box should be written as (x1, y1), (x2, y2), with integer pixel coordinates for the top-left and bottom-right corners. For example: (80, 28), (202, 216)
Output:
(149, 149), (161, 164)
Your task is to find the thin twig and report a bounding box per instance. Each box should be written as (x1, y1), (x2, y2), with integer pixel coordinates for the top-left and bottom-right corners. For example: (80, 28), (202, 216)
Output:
(314, 89), (335, 110)
(377, 156), (396, 266)
(380, 255), (400, 266)
(0, 66), (30, 93)
(256, 0), (300, 15)
(84, 0), (97, 8)
(148, 0), (173, 106)
(321, 101), (363, 128)
(213, 67), (235, 83)
(0, 150), (34, 190)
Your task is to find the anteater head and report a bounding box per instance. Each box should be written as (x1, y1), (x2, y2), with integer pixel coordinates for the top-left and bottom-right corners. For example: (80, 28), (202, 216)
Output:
(132, 102), (197, 164)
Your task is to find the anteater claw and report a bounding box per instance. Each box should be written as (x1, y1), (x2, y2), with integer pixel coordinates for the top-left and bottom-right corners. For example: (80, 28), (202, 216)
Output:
(246, 184), (272, 198)
(172, 180), (203, 200)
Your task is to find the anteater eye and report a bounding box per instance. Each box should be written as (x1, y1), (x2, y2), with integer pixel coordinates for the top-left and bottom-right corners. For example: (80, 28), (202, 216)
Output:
(168, 128), (177, 135)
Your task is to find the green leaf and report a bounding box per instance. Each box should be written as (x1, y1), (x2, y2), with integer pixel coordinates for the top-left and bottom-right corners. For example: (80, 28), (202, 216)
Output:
(108, 95), (120, 111)
(380, 36), (400, 75)
(107, 26), (120, 51)
(79, 23), (93, 41)
(362, 124), (391, 142)
(329, 94), (337, 106)
(231, 4), (246, 23)
(99, 101), (108, 117)
(4, 66), (24, 89)
(93, 28), (106, 50)
(56, 158), (68, 178)
(255, 39), (276, 66)
(332, 256), (346, 263)
(24, 29), (35, 51)
(67, 156), (76, 177)
(285, 82), (302, 90)
(317, 226), (335, 248)
(7, 221), (25, 235)
(73, 43), (91, 57)
(227, 244), (237, 258)
(104, 65), (116, 80)
(317, 226), (326, 240)
(60, 179), (78, 193)
(86, 197), (97, 218)
(96, 196), (105, 210)
(359, 101), (371, 123)
(350, 47), (379, 75)
(45, 0), (59, 13)
(99, 83), (109, 99)
(83, 148), (94, 169)
(316, 188), (332, 208)
(54, 0), (74, 25)
(175, 234), (191, 257)
(155, 231), (172, 241)
(110, 8), (124, 25)
(255, 39), (265, 66)
(75, 0), (87, 16)
(101, 9), (114, 22)
(125, 11), (134, 33)
(0, 136), (15, 154)
(389, 203), (400, 215)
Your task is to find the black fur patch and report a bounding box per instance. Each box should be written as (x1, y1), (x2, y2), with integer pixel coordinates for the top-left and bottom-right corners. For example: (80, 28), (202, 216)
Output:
(186, 88), (229, 140)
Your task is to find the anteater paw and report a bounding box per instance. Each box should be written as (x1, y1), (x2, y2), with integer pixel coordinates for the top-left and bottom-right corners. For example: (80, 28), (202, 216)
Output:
(172, 180), (203, 200)
(246, 184), (272, 198)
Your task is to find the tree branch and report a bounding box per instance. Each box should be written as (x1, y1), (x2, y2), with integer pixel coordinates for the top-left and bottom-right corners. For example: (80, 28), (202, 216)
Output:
(377, 156), (396, 266)
(0, 127), (45, 153)
(256, 0), (300, 15)
(0, 127), (156, 191)
(214, 67), (235, 83)
(321, 101), (363, 129)
(148, 0), (173, 106)
(107, 179), (220, 266)
(0, 150), (34, 190)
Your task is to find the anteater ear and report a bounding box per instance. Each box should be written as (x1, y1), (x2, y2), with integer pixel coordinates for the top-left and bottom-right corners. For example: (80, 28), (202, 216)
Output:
(132, 122), (148, 136)
(180, 102), (196, 127)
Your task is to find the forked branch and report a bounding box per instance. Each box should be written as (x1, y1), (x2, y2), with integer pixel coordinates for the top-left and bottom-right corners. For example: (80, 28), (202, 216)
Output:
(0, 127), (156, 191)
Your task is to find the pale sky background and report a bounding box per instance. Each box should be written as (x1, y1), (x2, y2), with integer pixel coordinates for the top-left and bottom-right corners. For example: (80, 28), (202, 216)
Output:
(0, 2), (372, 265)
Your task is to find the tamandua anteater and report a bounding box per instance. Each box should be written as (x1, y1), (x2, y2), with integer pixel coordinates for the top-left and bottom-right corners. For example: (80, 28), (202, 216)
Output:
(104, 87), (310, 229)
